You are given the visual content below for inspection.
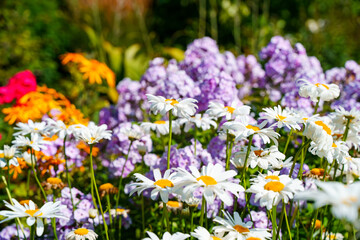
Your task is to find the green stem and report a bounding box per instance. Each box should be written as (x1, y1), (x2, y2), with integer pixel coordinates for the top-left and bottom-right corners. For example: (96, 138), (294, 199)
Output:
(194, 126), (197, 156)
(118, 215), (122, 239)
(289, 140), (311, 178)
(271, 206), (278, 240)
(342, 117), (351, 142)
(63, 136), (75, 213)
(283, 201), (292, 240)
(141, 195), (145, 238)
(199, 196), (206, 227)
(308, 209), (319, 240)
(106, 194), (113, 225)
(163, 203), (170, 232)
(226, 136), (234, 171)
(167, 110), (173, 169)
(190, 207), (194, 233)
(198, 0), (206, 38)
(314, 99), (320, 114)
(89, 145), (110, 240)
(115, 140), (133, 208)
(275, 202), (285, 240)
(30, 225), (35, 240)
(242, 134), (254, 180)
(283, 129), (293, 155)
(30, 149), (47, 200)
(26, 170), (30, 198)
(2, 176), (26, 238)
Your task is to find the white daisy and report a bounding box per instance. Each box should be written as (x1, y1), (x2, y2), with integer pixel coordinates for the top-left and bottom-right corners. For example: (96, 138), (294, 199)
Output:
(74, 122), (112, 145)
(178, 114), (217, 132)
(222, 118), (280, 145)
(0, 199), (68, 236)
(66, 228), (98, 240)
(247, 174), (304, 210)
(341, 156), (360, 182)
(110, 208), (130, 218)
(13, 120), (47, 136)
(175, 163), (244, 206)
(330, 106), (360, 133)
(0, 145), (19, 168)
(120, 124), (145, 141)
(303, 118), (334, 151)
(206, 101), (251, 121)
(271, 157), (293, 170)
(129, 168), (178, 203)
(260, 105), (301, 130)
(141, 120), (181, 136)
(12, 134), (48, 151)
(295, 181), (360, 222)
(231, 145), (285, 170)
(45, 119), (78, 139)
(308, 140), (349, 164)
(322, 232), (344, 240)
(296, 78), (340, 102)
(144, 231), (190, 240)
(213, 211), (271, 240)
(191, 226), (224, 240)
(146, 94), (198, 118)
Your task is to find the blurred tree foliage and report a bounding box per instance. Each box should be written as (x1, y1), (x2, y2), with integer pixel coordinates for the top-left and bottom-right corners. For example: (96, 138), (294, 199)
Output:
(0, 0), (85, 86)
(0, 0), (360, 87)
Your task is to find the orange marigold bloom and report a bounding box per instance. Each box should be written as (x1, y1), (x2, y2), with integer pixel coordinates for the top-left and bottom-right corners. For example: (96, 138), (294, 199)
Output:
(79, 59), (115, 87)
(60, 53), (88, 65)
(3, 158), (27, 179)
(2, 85), (88, 125)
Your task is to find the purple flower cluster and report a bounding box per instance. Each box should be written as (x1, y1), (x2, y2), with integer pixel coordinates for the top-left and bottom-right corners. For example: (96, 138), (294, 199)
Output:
(260, 36), (326, 113)
(328, 60), (360, 110)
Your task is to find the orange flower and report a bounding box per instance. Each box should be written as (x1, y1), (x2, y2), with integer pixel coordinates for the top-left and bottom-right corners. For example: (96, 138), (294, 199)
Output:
(3, 158), (27, 179)
(79, 59), (115, 87)
(77, 141), (99, 157)
(3, 85), (88, 125)
(60, 53), (88, 65)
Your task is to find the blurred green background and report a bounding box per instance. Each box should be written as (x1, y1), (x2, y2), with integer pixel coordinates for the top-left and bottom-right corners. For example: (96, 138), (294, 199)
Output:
(1, 0), (360, 88)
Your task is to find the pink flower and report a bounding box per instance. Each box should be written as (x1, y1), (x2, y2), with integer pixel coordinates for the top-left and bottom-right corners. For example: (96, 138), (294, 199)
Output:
(0, 86), (16, 104)
(8, 70), (37, 100)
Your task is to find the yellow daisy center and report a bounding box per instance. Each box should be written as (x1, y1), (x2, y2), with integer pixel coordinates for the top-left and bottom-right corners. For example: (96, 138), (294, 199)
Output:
(264, 181), (285, 192)
(265, 175), (280, 181)
(165, 99), (179, 106)
(47, 177), (62, 184)
(225, 106), (235, 114)
(315, 220), (321, 229)
(315, 83), (329, 90)
(99, 183), (115, 191)
(0, 153), (4, 158)
(196, 176), (217, 186)
(25, 209), (41, 217)
(276, 115), (286, 121)
(74, 228), (89, 236)
(246, 125), (260, 131)
(314, 121), (332, 135)
(332, 143), (337, 148)
(116, 208), (125, 213)
(254, 150), (263, 157)
(233, 225), (250, 233)
(34, 128), (39, 131)
(212, 237), (222, 240)
(310, 168), (325, 176)
(154, 179), (174, 188)
(302, 117), (308, 121)
(167, 201), (181, 208)
(247, 238), (261, 240)
(154, 120), (166, 124)
(90, 137), (96, 142)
